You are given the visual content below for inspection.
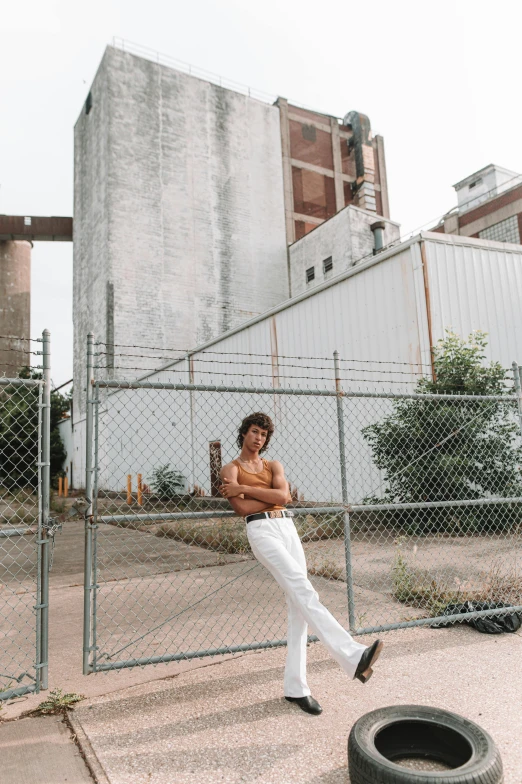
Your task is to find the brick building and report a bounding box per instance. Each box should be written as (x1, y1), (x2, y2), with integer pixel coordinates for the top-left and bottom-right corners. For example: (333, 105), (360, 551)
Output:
(276, 100), (389, 243)
(433, 164), (522, 243)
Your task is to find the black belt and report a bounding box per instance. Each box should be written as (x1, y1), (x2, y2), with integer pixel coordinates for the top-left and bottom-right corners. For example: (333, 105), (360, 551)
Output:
(245, 510), (294, 523)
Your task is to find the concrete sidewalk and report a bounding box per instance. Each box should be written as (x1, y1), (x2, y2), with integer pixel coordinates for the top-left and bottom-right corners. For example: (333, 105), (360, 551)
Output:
(0, 715), (93, 783)
(67, 625), (521, 784)
(2, 518), (521, 781)
(0, 519), (266, 723)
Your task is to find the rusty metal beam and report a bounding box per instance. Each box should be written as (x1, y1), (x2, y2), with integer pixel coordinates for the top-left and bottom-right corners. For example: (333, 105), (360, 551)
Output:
(0, 215), (73, 242)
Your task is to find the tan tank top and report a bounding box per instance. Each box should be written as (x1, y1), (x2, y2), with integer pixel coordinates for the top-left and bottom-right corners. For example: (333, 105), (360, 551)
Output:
(232, 459), (286, 512)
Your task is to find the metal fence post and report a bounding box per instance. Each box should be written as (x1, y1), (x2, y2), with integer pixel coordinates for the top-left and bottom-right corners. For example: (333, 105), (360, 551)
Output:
(83, 333), (95, 674)
(333, 351), (356, 630)
(90, 381), (100, 672)
(514, 362), (522, 438)
(39, 329), (51, 689)
(35, 382), (43, 693)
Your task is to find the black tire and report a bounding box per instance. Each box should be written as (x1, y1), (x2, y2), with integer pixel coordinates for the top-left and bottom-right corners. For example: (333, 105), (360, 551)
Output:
(348, 704), (503, 784)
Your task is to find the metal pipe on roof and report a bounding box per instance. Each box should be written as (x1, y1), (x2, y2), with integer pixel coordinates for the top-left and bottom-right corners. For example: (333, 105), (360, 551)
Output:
(371, 220), (386, 254)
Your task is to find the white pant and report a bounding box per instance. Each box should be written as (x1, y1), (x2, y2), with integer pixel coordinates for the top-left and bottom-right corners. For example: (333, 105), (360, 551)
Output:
(247, 517), (367, 698)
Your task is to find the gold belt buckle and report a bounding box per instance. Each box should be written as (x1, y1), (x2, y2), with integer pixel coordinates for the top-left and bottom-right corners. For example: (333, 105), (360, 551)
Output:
(269, 511), (283, 519)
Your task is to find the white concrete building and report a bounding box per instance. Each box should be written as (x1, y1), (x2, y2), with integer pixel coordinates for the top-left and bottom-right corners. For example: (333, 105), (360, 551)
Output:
(289, 205), (399, 296)
(454, 164), (522, 214)
(434, 164), (522, 244)
(74, 46), (288, 413)
(57, 416), (73, 486)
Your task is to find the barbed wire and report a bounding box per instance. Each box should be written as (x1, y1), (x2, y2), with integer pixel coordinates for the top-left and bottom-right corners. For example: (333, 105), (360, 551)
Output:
(93, 365), (418, 384)
(0, 347), (41, 355)
(92, 364), (515, 387)
(94, 354), (430, 376)
(92, 348), (518, 374)
(0, 335), (40, 343)
(0, 363), (42, 370)
(94, 346), (435, 370)
(93, 353), (516, 377)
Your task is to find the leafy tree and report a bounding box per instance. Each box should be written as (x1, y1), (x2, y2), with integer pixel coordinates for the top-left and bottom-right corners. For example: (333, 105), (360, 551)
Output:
(0, 379), (39, 489)
(362, 332), (522, 530)
(0, 368), (71, 489)
(50, 387), (71, 480)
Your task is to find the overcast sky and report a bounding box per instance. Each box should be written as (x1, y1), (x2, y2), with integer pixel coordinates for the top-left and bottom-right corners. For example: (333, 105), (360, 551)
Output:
(2, 0), (522, 386)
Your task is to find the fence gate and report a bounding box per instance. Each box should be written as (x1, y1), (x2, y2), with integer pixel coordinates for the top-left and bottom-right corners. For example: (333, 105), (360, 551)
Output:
(82, 337), (522, 675)
(82, 371), (351, 674)
(0, 332), (51, 700)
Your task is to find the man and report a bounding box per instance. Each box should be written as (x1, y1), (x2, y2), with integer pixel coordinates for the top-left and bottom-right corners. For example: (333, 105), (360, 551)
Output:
(220, 411), (382, 716)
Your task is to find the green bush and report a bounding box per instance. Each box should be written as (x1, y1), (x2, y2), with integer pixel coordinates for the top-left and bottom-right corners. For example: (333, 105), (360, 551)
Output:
(0, 381), (39, 488)
(0, 369), (70, 489)
(150, 464), (186, 499)
(362, 332), (522, 531)
(50, 385), (70, 482)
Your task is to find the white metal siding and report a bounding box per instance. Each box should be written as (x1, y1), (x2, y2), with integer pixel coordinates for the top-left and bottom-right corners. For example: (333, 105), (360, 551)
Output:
(73, 233), (522, 503)
(76, 242), (425, 501)
(57, 418), (73, 477)
(424, 235), (522, 368)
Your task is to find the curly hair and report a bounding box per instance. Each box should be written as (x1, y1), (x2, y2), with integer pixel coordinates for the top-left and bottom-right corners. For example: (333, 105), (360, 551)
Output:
(237, 412), (274, 454)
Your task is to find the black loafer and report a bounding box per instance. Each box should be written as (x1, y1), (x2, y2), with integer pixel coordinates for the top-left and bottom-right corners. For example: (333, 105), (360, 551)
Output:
(354, 639), (383, 684)
(285, 695), (323, 715)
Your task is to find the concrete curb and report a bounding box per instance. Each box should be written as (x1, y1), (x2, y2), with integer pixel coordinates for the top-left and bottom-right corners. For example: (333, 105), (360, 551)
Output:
(68, 711), (111, 784)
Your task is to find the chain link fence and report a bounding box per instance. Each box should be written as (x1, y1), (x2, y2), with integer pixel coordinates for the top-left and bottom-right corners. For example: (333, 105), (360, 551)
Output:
(83, 338), (522, 674)
(345, 387), (522, 634)
(0, 332), (51, 700)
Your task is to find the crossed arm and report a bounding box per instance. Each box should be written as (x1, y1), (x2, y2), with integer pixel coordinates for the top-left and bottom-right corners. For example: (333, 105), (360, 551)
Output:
(219, 461), (291, 517)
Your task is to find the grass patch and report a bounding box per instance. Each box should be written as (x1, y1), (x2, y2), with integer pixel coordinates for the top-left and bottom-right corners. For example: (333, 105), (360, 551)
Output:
(33, 688), (85, 715)
(308, 560), (345, 581)
(50, 496), (67, 515)
(155, 512), (345, 555)
(1, 510), (37, 526)
(296, 513), (344, 541)
(157, 518), (250, 554)
(114, 518), (144, 531)
(393, 543), (522, 617)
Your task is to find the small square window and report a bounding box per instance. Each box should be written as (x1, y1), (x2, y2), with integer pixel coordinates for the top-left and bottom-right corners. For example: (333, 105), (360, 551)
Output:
(306, 266), (315, 283)
(468, 178), (481, 190)
(323, 256), (333, 274)
(24, 217), (32, 226)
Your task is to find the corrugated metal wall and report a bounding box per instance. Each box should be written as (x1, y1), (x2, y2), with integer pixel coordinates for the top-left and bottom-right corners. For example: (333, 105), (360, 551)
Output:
(182, 239), (427, 394)
(75, 233), (522, 500)
(423, 233), (522, 367)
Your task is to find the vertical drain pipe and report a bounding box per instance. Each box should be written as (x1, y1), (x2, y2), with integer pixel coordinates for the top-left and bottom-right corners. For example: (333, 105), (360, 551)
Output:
(371, 221), (386, 255)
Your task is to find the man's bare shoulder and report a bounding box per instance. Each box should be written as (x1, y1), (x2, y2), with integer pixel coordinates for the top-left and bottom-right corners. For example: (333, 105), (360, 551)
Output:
(220, 460), (239, 478)
(268, 459), (285, 473)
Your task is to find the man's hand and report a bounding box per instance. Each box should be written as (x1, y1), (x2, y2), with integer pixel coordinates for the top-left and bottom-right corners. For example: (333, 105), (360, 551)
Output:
(219, 477), (244, 498)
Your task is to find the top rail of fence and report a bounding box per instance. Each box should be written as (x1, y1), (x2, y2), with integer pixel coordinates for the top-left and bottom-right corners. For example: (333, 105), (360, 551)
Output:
(94, 379), (517, 402)
(0, 377), (42, 388)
